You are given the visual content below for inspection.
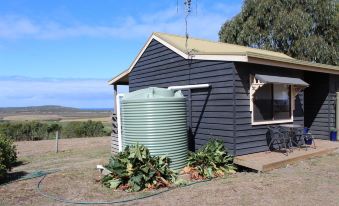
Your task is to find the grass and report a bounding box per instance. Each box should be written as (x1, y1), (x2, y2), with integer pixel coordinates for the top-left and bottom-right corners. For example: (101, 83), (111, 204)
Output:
(1, 138), (339, 206)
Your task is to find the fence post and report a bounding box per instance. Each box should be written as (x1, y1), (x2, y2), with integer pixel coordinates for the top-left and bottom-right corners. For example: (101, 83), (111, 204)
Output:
(56, 130), (60, 153)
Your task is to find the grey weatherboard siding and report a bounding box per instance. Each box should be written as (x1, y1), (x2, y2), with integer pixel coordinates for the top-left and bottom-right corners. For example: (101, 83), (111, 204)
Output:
(304, 73), (338, 139)
(128, 39), (338, 156)
(129, 39), (237, 155)
(234, 63), (304, 155)
(304, 72), (330, 139)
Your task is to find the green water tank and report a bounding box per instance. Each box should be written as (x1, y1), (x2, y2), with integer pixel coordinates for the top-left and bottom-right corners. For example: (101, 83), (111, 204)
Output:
(121, 87), (187, 170)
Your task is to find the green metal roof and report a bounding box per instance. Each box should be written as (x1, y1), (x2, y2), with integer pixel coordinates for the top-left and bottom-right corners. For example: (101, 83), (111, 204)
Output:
(154, 32), (293, 60)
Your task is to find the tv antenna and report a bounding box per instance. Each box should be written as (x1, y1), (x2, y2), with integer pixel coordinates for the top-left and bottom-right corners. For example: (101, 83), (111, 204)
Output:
(184, 0), (192, 53)
(177, 0), (197, 55)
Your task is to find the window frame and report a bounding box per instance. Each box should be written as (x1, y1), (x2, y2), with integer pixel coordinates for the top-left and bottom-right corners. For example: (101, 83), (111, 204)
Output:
(250, 75), (294, 126)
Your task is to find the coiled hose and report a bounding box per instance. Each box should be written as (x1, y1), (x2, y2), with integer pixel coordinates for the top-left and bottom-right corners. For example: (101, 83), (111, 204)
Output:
(0, 169), (60, 187)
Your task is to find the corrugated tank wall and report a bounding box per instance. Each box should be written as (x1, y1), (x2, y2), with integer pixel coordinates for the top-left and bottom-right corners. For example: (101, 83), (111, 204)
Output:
(121, 87), (188, 170)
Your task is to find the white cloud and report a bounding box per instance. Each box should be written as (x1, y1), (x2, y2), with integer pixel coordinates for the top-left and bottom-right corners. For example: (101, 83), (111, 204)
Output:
(0, 2), (241, 40)
(0, 76), (128, 108)
(0, 16), (39, 38)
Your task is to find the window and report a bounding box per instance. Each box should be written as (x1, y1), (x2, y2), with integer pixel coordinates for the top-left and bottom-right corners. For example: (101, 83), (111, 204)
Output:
(253, 84), (292, 123)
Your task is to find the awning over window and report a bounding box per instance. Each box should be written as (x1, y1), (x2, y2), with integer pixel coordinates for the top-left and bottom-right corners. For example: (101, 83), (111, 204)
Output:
(255, 74), (309, 87)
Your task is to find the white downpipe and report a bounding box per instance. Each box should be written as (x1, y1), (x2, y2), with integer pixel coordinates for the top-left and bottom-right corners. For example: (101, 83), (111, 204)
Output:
(116, 94), (124, 152)
(168, 84), (210, 90)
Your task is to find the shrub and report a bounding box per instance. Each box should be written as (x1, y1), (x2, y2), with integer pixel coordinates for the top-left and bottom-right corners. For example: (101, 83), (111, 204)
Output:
(0, 121), (60, 141)
(62, 120), (105, 138)
(185, 139), (236, 179)
(0, 120), (107, 141)
(0, 134), (17, 180)
(101, 144), (176, 192)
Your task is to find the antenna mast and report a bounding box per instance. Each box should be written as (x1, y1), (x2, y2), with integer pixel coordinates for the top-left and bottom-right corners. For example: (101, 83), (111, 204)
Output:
(184, 0), (192, 54)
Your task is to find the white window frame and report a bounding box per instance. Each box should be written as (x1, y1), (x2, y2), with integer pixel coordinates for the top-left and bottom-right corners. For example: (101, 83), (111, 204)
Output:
(249, 75), (295, 126)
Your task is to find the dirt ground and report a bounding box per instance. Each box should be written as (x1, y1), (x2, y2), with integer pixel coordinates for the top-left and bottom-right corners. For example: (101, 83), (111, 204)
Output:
(1, 137), (339, 206)
(14, 137), (111, 157)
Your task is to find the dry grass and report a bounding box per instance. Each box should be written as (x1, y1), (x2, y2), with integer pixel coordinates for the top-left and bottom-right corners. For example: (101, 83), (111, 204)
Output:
(3, 115), (62, 121)
(1, 138), (339, 206)
(14, 137), (111, 158)
(2, 115), (111, 122)
(60, 117), (111, 123)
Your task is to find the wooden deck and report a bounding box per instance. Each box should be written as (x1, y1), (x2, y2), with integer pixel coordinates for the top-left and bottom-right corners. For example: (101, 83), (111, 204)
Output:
(234, 140), (339, 172)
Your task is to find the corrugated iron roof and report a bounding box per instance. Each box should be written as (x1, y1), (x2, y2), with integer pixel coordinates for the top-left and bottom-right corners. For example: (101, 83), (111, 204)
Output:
(154, 32), (293, 60)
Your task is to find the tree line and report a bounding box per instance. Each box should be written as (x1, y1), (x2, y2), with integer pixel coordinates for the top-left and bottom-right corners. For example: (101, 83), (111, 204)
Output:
(0, 120), (110, 141)
(219, 0), (338, 66)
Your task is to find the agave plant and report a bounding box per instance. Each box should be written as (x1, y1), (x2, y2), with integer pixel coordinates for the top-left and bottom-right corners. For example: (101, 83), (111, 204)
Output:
(187, 139), (236, 179)
(101, 143), (176, 192)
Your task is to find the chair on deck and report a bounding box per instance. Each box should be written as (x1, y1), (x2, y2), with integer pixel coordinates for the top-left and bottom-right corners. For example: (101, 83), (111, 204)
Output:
(267, 126), (291, 155)
(294, 127), (316, 150)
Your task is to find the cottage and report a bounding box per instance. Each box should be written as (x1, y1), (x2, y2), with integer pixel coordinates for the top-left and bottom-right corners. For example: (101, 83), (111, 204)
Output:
(109, 32), (339, 156)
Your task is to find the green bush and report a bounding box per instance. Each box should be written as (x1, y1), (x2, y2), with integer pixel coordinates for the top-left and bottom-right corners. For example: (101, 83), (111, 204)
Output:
(187, 139), (236, 179)
(0, 121), (60, 141)
(101, 144), (176, 192)
(0, 120), (107, 141)
(62, 120), (105, 138)
(0, 134), (17, 180)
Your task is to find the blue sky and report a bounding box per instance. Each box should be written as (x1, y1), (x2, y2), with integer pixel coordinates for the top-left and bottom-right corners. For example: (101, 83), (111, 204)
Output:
(0, 0), (242, 108)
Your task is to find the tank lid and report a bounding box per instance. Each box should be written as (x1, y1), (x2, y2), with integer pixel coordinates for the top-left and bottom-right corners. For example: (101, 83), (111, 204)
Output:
(123, 87), (184, 100)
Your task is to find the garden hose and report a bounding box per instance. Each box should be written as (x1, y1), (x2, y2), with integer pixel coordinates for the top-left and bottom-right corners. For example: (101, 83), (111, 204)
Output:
(36, 172), (212, 205)
(0, 169), (60, 187)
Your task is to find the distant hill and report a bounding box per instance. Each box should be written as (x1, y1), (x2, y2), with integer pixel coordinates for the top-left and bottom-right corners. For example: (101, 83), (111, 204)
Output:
(0, 105), (112, 113)
(0, 105), (113, 121)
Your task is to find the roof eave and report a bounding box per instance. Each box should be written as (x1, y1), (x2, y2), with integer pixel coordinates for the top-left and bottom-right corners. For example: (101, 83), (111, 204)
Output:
(247, 55), (339, 75)
(108, 69), (129, 85)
